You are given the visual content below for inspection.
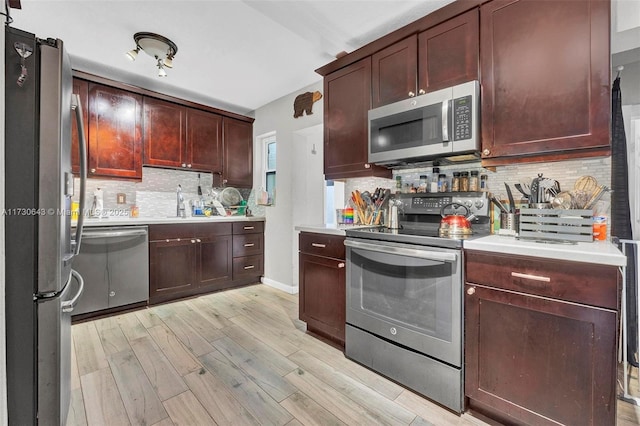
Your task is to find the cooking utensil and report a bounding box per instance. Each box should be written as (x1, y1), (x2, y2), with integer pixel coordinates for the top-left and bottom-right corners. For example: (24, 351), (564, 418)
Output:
(551, 191), (573, 209)
(218, 187), (243, 207)
(438, 203), (475, 235)
(574, 175), (598, 194)
(514, 183), (529, 197)
(529, 175), (541, 204)
(197, 173), (202, 196)
(584, 185), (609, 210)
(490, 195), (509, 214)
(504, 183), (516, 213)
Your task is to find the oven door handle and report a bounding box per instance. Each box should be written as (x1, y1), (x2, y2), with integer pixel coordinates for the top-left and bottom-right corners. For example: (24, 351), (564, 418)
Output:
(344, 240), (457, 263)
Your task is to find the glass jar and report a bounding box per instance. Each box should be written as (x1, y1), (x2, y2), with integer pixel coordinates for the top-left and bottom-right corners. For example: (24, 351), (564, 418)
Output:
(451, 172), (460, 192)
(395, 175), (402, 193)
(480, 174), (488, 191)
(460, 171), (470, 192)
(438, 174), (448, 192)
(419, 175), (428, 193)
(430, 168), (440, 193)
(469, 170), (479, 191)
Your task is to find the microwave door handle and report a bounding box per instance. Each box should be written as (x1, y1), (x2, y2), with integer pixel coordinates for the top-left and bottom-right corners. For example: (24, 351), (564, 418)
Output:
(441, 100), (450, 142)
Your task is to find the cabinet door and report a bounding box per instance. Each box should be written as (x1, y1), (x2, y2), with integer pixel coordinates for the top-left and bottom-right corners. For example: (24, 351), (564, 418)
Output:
(149, 239), (196, 299)
(187, 108), (223, 172)
(480, 0), (610, 164)
(71, 78), (89, 175)
(143, 97), (187, 168)
(88, 83), (143, 179)
(418, 8), (478, 93)
(222, 118), (253, 188)
(197, 235), (233, 289)
(299, 253), (346, 344)
(465, 283), (617, 425)
(324, 57), (391, 180)
(371, 36), (417, 108)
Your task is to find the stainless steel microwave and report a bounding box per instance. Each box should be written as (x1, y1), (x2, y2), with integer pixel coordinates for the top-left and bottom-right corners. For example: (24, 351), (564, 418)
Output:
(368, 80), (479, 166)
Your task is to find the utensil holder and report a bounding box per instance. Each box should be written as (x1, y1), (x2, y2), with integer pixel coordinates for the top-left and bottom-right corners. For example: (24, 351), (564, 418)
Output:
(500, 212), (519, 232)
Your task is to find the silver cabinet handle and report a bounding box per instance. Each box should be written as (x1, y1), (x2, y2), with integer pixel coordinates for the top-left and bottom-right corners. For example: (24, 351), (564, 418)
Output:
(511, 272), (551, 283)
(244, 243), (255, 247)
(418, 89), (426, 95)
(187, 164), (192, 168)
(408, 91), (415, 97)
(243, 226), (255, 230)
(338, 262), (345, 268)
(191, 239), (196, 243)
(364, 163), (371, 169)
(196, 239), (201, 243)
(181, 163), (186, 167)
(244, 265), (255, 270)
(467, 287), (475, 295)
(311, 243), (326, 248)
(90, 168), (96, 173)
(61, 270), (84, 313)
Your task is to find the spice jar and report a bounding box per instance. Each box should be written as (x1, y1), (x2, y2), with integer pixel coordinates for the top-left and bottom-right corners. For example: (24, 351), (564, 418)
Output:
(480, 174), (488, 191)
(419, 175), (428, 193)
(395, 176), (402, 194)
(469, 170), (479, 191)
(460, 171), (470, 192)
(430, 168), (440, 193)
(438, 174), (448, 192)
(451, 172), (460, 192)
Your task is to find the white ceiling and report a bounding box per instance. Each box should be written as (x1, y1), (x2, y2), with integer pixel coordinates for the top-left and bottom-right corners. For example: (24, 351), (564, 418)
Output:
(11, 0), (454, 115)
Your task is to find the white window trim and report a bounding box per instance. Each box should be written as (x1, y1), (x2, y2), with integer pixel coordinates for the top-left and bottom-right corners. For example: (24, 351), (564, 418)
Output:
(256, 131), (276, 197)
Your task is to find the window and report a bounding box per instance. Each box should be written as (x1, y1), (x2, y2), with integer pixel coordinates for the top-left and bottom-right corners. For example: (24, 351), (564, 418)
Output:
(263, 134), (276, 204)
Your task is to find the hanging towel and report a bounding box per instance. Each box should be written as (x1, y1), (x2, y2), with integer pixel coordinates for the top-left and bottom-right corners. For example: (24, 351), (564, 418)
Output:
(611, 75), (638, 366)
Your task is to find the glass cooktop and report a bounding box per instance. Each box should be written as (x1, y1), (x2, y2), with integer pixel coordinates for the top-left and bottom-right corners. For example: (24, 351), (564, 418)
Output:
(345, 225), (490, 249)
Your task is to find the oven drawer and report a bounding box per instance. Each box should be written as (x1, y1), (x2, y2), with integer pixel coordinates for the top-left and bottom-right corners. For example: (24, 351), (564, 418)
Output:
(299, 232), (345, 259)
(464, 250), (619, 309)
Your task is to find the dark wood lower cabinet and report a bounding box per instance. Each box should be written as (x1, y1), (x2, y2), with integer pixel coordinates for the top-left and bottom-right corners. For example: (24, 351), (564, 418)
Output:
(299, 232), (346, 346)
(149, 221), (264, 305)
(464, 251), (619, 425)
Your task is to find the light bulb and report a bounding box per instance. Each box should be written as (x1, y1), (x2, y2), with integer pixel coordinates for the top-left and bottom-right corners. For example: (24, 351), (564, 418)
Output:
(158, 67), (167, 77)
(125, 48), (139, 61)
(163, 56), (173, 68)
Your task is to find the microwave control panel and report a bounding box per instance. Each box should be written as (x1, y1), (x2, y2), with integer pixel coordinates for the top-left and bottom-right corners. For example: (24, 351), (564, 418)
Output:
(453, 95), (472, 141)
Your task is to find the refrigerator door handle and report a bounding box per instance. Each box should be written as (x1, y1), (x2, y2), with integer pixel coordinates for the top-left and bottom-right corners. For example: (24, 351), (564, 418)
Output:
(71, 94), (87, 256)
(61, 269), (84, 313)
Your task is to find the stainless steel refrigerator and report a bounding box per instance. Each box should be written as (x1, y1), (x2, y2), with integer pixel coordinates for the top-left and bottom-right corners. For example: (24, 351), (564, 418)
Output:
(5, 26), (88, 425)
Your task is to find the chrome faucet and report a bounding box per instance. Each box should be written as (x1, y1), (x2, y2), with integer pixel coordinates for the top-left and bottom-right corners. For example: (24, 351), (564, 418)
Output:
(177, 185), (186, 217)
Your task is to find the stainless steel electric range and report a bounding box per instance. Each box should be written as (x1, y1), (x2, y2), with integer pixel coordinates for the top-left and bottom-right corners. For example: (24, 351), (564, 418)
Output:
(344, 191), (491, 413)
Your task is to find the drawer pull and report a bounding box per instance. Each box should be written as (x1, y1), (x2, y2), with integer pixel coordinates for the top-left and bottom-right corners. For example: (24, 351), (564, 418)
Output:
(244, 243), (255, 247)
(244, 265), (255, 270)
(511, 272), (551, 283)
(243, 226), (255, 230)
(191, 239), (196, 244)
(337, 262), (345, 268)
(311, 243), (326, 248)
(196, 239), (201, 243)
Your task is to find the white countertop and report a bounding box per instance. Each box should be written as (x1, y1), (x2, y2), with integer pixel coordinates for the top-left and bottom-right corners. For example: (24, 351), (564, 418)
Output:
(294, 224), (374, 236)
(79, 215), (265, 227)
(464, 235), (626, 267)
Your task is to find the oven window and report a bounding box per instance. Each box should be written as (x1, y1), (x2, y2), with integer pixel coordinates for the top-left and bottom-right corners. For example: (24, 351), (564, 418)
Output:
(350, 249), (455, 342)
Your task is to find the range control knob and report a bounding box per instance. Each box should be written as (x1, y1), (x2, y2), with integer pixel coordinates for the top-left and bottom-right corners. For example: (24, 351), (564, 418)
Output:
(464, 200), (473, 208)
(475, 200), (485, 209)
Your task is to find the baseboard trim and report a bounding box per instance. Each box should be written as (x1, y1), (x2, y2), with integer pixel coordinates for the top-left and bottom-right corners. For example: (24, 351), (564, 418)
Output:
(261, 277), (299, 294)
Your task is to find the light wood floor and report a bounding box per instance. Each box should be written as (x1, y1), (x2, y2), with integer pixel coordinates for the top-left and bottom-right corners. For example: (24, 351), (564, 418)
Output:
(67, 283), (640, 426)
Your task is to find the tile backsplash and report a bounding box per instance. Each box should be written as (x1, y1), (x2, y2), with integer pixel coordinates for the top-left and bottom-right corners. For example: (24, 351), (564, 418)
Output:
(345, 156), (612, 210)
(74, 167), (256, 217)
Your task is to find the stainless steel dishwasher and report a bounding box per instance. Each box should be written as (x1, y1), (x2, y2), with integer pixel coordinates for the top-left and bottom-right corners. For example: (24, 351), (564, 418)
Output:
(72, 226), (149, 316)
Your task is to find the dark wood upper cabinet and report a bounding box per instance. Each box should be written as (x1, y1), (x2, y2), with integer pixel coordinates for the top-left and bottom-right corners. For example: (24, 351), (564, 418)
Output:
(480, 0), (610, 165)
(418, 8), (479, 93)
(187, 108), (223, 173)
(370, 9), (478, 109)
(87, 83), (143, 179)
(71, 78), (89, 174)
(143, 97), (186, 169)
(371, 36), (418, 108)
(144, 97), (224, 173)
(324, 57), (391, 180)
(221, 117), (253, 188)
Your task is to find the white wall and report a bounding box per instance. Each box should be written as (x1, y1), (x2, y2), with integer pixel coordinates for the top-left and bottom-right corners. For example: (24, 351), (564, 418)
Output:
(253, 81), (324, 293)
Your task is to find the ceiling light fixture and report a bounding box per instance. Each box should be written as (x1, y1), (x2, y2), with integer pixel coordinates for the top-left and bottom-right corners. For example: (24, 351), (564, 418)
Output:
(125, 32), (178, 77)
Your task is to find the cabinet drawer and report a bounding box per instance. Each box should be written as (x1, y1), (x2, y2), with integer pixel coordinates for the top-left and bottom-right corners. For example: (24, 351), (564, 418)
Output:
(149, 224), (194, 241)
(299, 232), (345, 259)
(233, 221), (264, 234)
(233, 255), (263, 278)
(233, 234), (263, 257)
(196, 222), (232, 238)
(465, 250), (619, 309)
